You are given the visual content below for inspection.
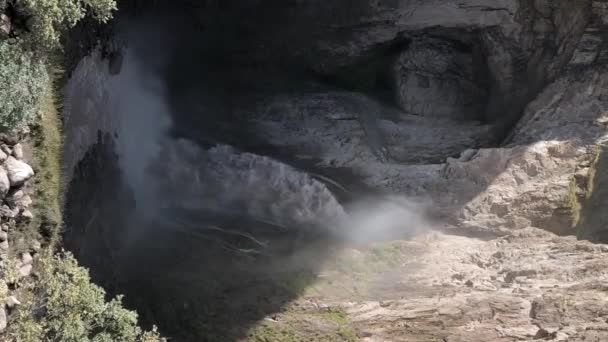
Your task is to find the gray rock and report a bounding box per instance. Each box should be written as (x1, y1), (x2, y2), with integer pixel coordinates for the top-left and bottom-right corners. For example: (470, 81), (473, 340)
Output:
(19, 195), (32, 209)
(0, 168), (9, 200)
(0, 231), (7, 242)
(19, 252), (32, 266)
(18, 264), (32, 278)
(5, 157), (34, 187)
(1, 145), (11, 156)
(0, 307), (6, 333)
(0, 240), (8, 252)
(0, 149), (8, 164)
(6, 296), (20, 309)
(0, 14), (10, 38)
(7, 190), (23, 203)
(12, 143), (23, 160)
(0, 205), (18, 219)
(30, 240), (41, 252)
(21, 210), (33, 221)
(0, 134), (18, 146)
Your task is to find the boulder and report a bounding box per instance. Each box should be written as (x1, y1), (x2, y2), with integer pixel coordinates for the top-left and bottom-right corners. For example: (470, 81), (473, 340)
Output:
(6, 296), (21, 309)
(12, 143), (23, 160)
(1, 145), (11, 156)
(0, 14), (10, 38)
(0, 168), (9, 199)
(20, 209), (33, 221)
(19, 252), (32, 266)
(5, 157), (34, 187)
(0, 240), (8, 253)
(0, 149), (8, 163)
(18, 264), (32, 278)
(0, 134), (18, 146)
(0, 308), (6, 333)
(30, 240), (41, 252)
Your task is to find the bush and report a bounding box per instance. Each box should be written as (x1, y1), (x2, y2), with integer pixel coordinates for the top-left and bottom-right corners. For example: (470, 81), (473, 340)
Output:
(17, 0), (117, 51)
(9, 253), (162, 342)
(0, 41), (48, 131)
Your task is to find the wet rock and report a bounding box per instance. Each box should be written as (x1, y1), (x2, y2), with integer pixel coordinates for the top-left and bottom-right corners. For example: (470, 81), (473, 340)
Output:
(12, 143), (23, 160)
(5, 157), (34, 187)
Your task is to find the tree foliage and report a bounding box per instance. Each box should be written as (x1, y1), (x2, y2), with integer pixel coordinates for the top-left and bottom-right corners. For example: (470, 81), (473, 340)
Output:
(9, 253), (162, 342)
(17, 0), (117, 51)
(0, 40), (48, 131)
(0, 0), (117, 131)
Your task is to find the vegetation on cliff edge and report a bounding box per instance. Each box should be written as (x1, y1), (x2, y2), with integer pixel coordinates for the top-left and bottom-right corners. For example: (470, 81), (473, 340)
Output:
(1, 0), (162, 340)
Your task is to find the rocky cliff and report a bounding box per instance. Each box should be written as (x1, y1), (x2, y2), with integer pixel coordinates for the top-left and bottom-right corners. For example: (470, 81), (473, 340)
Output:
(59, 0), (608, 341)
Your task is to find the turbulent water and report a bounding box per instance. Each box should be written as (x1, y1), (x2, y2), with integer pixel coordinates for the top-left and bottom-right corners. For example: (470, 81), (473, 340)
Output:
(64, 46), (349, 249)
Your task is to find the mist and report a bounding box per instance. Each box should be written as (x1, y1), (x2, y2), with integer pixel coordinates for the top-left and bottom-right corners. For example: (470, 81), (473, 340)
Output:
(83, 18), (433, 252)
(60, 13), (437, 342)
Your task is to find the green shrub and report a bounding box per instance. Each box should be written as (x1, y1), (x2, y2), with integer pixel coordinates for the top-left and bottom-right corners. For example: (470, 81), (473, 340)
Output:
(17, 0), (117, 51)
(9, 253), (162, 342)
(0, 41), (48, 131)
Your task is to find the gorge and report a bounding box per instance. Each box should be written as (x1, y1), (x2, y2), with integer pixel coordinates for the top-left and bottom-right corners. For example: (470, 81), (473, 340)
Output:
(57, 1), (608, 341)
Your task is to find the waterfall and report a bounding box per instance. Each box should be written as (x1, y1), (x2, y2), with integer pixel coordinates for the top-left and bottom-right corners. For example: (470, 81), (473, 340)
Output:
(63, 43), (346, 242)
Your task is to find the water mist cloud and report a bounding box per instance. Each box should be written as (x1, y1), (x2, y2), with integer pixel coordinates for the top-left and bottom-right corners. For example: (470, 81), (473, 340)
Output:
(335, 195), (431, 243)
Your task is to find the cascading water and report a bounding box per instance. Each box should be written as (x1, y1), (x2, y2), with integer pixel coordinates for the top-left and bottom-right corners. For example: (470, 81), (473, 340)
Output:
(63, 26), (349, 258)
(61, 17), (431, 341)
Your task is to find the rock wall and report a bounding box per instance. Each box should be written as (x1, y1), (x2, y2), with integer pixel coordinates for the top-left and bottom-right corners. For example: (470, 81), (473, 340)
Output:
(63, 0), (604, 237)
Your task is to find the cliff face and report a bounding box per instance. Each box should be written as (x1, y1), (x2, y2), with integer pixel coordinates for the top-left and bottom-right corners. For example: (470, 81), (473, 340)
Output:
(60, 0), (608, 340)
(160, 0), (597, 234)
